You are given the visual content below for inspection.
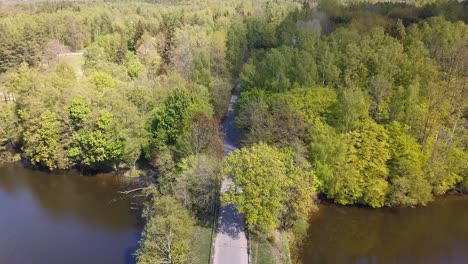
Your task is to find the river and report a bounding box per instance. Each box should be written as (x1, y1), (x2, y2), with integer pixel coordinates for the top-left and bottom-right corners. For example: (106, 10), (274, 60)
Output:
(301, 196), (468, 264)
(0, 163), (141, 264)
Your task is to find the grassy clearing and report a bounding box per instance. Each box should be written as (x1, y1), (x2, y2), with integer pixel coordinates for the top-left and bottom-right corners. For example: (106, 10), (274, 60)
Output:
(57, 53), (84, 78)
(251, 237), (274, 264)
(192, 221), (215, 264)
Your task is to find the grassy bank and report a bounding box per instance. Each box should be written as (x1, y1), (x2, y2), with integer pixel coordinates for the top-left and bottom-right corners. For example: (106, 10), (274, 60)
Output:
(251, 232), (291, 264)
(193, 224), (213, 264)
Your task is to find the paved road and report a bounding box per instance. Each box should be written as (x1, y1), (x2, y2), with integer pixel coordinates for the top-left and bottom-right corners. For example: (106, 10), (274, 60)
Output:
(213, 84), (248, 264)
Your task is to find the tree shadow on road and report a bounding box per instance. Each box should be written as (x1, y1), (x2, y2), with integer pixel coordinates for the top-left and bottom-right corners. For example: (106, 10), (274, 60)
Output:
(217, 203), (245, 239)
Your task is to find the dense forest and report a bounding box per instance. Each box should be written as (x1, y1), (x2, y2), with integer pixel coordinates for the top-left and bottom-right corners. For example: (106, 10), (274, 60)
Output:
(223, 1), (467, 261)
(0, 0), (467, 263)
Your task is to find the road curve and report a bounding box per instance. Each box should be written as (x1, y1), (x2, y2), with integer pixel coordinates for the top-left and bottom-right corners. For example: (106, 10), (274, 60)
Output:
(213, 84), (248, 264)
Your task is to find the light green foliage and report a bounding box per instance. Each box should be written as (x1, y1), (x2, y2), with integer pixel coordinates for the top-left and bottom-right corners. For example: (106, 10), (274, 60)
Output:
(192, 45), (212, 87)
(423, 129), (466, 196)
(84, 45), (128, 81)
(96, 33), (127, 64)
(236, 87), (337, 148)
(311, 117), (394, 208)
(54, 63), (77, 84)
(0, 5), (467, 263)
(84, 45), (109, 69)
(137, 192), (195, 264)
(241, 46), (318, 92)
(66, 96), (91, 130)
(236, 94), (309, 147)
(308, 122), (346, 193)
(332, 87), (369, 132)
(408, 16), (467, 77)
(223, 143), (289, 234)
(223, 143), (316, 235)
(6, 65), (70, 170)
(125, 52), (144, 80)
(6, 63), (39, 99)
(277, 87), (337, 123)
(22, 110), (67, 170)
(0, 103), (20, 149)
(115, 99), (147, 170)
(329, 121), (391, 207)
(90, 71), (116, 91)
(208, 77), (232, 118)
(226, 20), (247, 77)
(387, 122), (432, 206)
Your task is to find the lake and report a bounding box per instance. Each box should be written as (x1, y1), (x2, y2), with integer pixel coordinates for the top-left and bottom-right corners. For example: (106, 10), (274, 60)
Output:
(0, 163), (141, 264)
(302, 195), (468, 264)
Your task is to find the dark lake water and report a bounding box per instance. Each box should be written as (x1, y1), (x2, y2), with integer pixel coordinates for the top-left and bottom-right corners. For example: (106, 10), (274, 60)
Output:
(302, 196), (468, 264)
(3, 162), (467, 264)
(0, 163), (141, 264)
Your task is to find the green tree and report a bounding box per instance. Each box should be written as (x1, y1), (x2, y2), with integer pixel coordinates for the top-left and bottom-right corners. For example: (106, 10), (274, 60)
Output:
(177, 112), (223, 158)
(0, 103), (19, 149)
(235, 96), (272, 146)
(125, 52), (144, 80)
(147, 90), (193, 154)
(223, 143), (315, 235)
(324, 121), (391, 207)
(175, 154), (222, 213)
(22, 110), (67, 170)
(236, 92), (310, 148)
(84, 45), (109, 69)
(207, 77), (232, 118)
(332, 87), (369, 132)
(386, 122), (432, 206)
(90, 71), (116, 91)
(69, 110), (124, 169)
(226, 20), (247, 77)
(137, 192), (195, 264)
(131, 20), (145, 51)
(66, 96), (91, 130)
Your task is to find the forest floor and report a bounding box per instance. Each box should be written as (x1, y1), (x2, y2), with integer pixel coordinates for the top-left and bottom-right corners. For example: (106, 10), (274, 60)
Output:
(213, 84), (249, 264)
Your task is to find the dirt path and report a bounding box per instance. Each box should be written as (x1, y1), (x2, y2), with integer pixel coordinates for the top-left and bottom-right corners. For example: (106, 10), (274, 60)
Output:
(57, 52), (84, 57)
(213, 84), (249, 264)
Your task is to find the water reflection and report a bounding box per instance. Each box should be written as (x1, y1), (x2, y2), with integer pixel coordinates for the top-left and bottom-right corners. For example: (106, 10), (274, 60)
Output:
(301, 196), (468, 264)
(0, 163), (141, 264)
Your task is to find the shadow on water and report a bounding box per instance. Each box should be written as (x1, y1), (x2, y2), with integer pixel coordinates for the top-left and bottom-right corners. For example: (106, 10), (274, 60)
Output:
(125, 228), (143, 264)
